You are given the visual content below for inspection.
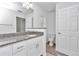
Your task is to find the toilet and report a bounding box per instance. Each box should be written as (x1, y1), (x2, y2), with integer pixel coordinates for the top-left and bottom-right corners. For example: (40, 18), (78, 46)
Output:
(48, 34), (55, 46)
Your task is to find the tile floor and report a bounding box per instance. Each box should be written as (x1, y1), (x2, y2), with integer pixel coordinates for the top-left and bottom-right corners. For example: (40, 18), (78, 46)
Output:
(46, 44), (68, 56)
(46, 52), (54, 56)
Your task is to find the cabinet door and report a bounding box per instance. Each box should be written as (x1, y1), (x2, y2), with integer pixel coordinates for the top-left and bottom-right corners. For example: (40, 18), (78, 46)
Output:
(13, 41), (26, 56)
(0, 45), (12, 56)
(27, 43), (40, 56)
(27, 37), (43, 56)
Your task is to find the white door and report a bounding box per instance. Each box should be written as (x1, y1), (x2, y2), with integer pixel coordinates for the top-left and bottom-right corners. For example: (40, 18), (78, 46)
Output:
(56, 6), (78, 55)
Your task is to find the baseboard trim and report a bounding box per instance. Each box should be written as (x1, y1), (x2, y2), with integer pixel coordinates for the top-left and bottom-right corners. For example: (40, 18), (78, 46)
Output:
(55, 50), (68, 56)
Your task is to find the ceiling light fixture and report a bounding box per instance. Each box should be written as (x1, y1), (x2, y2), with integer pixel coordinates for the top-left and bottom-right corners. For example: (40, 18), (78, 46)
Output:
(22, 2), (32, 9)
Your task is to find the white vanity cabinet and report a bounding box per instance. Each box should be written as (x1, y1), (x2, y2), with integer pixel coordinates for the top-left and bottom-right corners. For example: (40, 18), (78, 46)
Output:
(12, 36), (43, 56)
(26, 36), (43, 56)
(0, 45), (13, 56)
(0, 35), (44, 56)
(12, 41), (26, 56)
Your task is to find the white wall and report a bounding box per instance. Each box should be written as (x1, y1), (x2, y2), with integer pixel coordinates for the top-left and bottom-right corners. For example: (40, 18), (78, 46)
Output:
(47, 11), (56, 41)
(0, 6), (27, 34)
(47, 11), (56, 34)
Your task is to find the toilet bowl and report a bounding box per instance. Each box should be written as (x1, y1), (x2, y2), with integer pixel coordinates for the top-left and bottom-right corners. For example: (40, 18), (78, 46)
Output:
(48, 35), (55, 46)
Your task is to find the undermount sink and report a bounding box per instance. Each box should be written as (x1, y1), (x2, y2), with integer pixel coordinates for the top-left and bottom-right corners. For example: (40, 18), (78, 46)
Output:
(26, 34), (37, 37)
(23, 34), (37, 40)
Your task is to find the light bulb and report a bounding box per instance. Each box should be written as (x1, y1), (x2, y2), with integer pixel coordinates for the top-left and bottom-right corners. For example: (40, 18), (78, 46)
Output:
(26, 2), (29, 5)
(26, 5), (29, 9)
(23, 3), (26, 7)
(22, 2), (32, 9)
(29, 3), (32, 8)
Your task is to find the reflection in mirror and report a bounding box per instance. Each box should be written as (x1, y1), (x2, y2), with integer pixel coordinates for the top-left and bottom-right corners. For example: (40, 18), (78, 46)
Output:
(0, 2), (34, 34)
(16, 17), (25, 32)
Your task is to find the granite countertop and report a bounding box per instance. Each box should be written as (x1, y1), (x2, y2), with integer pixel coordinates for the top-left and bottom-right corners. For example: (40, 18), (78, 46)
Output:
(0, 31), (43, 47)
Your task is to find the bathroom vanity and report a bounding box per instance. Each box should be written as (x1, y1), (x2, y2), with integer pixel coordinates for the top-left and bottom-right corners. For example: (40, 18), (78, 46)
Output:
(0, 31), (46, 56)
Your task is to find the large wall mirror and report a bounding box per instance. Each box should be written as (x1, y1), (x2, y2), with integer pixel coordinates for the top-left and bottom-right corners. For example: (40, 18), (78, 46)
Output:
(0, 2), (33, 34)
(16, 17), (25, 32)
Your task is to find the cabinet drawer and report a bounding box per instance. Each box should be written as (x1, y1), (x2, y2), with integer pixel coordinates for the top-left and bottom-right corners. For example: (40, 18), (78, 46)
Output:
(12, 41), (26, 55)
(13, 50), (26, 56)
